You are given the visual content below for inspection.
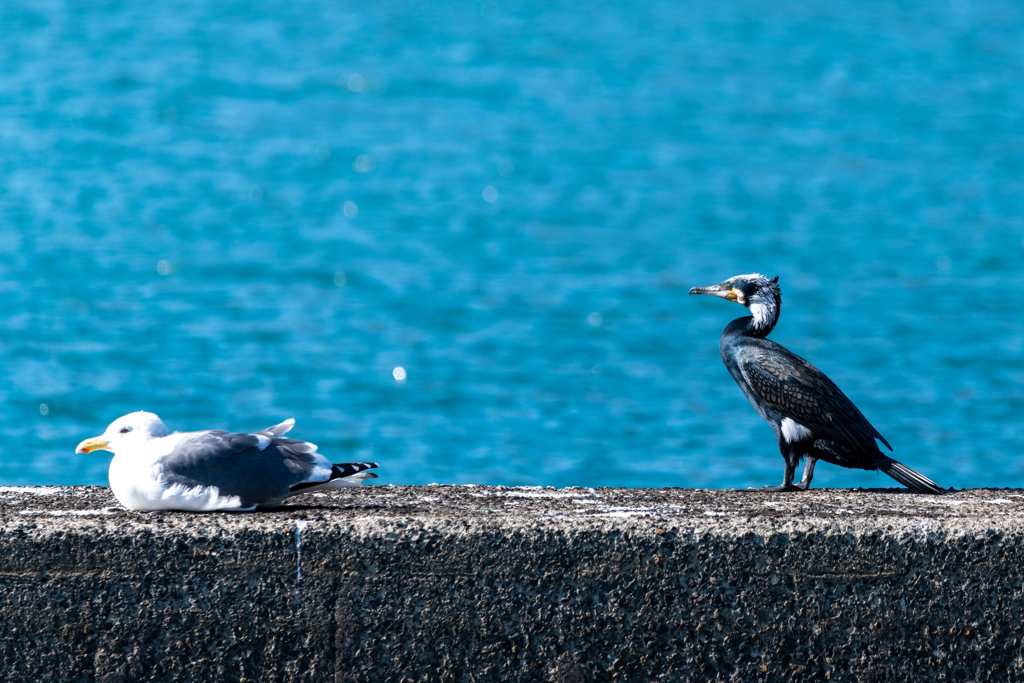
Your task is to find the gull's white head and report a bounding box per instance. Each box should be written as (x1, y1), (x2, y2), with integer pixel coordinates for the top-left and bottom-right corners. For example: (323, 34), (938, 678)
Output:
(75, 411), (171, 455)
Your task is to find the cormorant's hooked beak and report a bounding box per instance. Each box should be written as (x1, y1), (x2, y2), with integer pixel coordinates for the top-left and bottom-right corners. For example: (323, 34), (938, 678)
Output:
(75, 437), (110, 454)
(689, 283), (739, 302)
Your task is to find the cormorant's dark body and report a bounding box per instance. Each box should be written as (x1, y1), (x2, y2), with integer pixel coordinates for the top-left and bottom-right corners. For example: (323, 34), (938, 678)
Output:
(691, 274), (944, 493)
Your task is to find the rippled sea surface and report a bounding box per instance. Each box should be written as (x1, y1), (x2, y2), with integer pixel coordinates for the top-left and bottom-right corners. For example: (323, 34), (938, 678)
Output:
(2, 0), (1023, 489)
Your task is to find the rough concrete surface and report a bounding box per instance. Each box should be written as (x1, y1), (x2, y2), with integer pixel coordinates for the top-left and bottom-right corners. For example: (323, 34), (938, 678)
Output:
(1, 484), (1023, 682)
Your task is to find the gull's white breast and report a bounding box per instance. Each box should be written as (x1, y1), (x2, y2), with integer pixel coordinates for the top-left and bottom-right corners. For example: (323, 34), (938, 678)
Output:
(108, 433), (246, 512)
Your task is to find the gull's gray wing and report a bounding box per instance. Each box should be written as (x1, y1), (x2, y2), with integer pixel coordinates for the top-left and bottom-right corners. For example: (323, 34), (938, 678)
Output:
(159, 430), (322, 508)
(254, 419), (295, 438)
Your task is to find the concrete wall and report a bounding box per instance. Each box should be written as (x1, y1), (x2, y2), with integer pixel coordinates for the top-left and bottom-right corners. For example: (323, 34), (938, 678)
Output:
(1, 484), (1021, 682)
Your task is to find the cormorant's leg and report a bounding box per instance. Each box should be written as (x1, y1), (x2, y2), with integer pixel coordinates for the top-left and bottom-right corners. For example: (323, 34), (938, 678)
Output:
(794, 457), (816, 491)
(739, 451), (801, 492)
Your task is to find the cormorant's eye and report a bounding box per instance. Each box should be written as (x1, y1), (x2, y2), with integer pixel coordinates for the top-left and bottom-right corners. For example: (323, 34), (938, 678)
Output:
(120, 427), (132, 434)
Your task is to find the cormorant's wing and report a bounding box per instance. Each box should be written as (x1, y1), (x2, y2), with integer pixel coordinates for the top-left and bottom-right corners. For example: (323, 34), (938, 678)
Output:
(736, 342), (891, 456)
(159, 430), (326, 507)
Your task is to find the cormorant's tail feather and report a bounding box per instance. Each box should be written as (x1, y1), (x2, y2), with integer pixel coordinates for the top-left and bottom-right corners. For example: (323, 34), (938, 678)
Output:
(875, 456), (945, 494)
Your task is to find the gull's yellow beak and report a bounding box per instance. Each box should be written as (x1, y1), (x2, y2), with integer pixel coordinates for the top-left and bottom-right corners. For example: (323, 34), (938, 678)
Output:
(76, 437), (110, 454)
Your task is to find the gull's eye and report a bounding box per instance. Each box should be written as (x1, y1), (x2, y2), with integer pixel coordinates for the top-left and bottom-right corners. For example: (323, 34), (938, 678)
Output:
(120, 426), (132, 434)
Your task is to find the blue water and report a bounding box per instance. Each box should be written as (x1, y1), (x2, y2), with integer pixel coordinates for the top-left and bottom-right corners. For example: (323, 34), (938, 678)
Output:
(1, 0), (1023, 490)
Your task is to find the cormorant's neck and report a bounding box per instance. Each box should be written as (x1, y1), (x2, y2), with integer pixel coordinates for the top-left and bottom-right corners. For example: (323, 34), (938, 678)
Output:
(747, 299), (779, 337)
(724, 298), (779, 339)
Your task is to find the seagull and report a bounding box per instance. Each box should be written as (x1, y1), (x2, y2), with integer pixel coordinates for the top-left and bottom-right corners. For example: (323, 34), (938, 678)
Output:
(75, 412), (379, 511)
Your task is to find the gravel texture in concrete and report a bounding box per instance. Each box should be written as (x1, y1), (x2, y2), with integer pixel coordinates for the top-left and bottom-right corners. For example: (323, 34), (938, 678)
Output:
(1, 484), (1021, 682)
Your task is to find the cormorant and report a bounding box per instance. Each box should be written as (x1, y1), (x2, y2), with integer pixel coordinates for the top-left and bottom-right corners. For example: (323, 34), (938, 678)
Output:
(689, 273), (944, 493)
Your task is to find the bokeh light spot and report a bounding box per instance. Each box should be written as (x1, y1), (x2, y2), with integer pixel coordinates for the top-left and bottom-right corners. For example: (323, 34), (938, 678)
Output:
(354, 155), (375, 173)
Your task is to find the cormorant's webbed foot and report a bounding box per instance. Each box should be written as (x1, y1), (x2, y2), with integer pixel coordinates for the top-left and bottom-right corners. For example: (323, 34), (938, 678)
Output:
(736, 484), (803, 493)
(735, 458), (810, 492)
